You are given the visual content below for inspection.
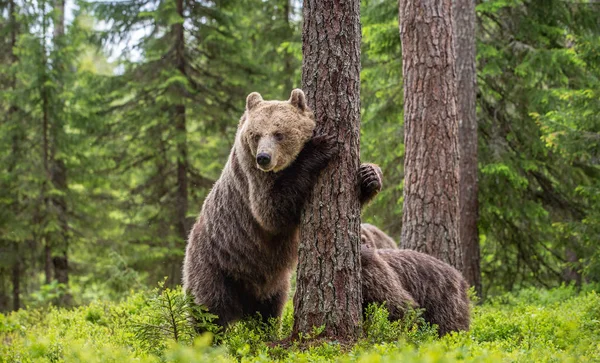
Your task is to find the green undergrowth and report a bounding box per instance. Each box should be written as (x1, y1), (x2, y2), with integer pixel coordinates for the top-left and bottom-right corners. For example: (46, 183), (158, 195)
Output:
(1, 285), (599, 362)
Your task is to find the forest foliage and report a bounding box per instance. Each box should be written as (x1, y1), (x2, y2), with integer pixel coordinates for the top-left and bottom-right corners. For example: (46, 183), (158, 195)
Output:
(2, 0), (599, 308)
(1, 0), (600, 360)
(2, 285), (599, 361)
(0, 0), (600, 356)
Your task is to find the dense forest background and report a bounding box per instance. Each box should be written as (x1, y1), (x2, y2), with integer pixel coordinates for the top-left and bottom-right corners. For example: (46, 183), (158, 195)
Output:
(1, 0), (599, 312)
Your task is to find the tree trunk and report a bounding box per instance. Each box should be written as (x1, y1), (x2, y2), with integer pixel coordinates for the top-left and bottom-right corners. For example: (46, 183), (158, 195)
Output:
(0, 268), (9, 312)
(53, 0), (65, 39)
(7, 0), (23, 312)
(282, 0), (294, 94)
(453, 0), (481, 296)
(398, 0), (462, 270)
(563, 248), (582, 288)
(293, 0), (363, 342)
(12, 259), (21, 311)
(42, 52), (52, 285)
(172, 0), (188, 286)
(50, 0), (70, 305)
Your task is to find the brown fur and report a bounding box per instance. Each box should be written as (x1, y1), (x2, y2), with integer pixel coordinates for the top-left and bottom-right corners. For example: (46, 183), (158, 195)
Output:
(361, 247), (470, 336)
(361, 223), (397, 249)
(361, 247), (416, 320)
(183, 89), (384, 328)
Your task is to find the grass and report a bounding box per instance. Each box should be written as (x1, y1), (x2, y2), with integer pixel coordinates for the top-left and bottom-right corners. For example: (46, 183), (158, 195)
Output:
(1, 284), (599, 362)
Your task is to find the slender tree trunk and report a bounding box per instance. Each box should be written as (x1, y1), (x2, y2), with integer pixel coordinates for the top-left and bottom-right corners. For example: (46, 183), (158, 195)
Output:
(7, 0), (23, 311)
(50, 0), (70, 305)
(398, 0), (463, 270)
(563, 248), (582, 288)
(172, 0), (188, 286)
(42, 60), (52, 285)
(293, 0), (363, 342)
(12, 259), (21, 311)
(282, 0), (294, 93)
(0, 267), (8, 312)
(453, 0), (481, 296)
(52, 0), (64, 39)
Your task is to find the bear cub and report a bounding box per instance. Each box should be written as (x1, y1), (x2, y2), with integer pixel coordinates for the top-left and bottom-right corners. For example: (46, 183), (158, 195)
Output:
(360, 224), (470, 336)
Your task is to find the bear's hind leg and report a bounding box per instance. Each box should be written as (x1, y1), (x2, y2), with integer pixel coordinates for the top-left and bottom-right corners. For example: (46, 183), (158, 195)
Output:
(254, 289), (288, 325)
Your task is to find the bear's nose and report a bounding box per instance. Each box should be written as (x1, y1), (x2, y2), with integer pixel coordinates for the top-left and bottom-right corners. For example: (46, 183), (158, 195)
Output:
(256, 153), (271, 166)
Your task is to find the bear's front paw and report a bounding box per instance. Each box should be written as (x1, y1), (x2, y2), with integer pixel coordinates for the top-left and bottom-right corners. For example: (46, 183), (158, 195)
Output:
(359, 163), (383, 201)
(309, 133), (338, 161)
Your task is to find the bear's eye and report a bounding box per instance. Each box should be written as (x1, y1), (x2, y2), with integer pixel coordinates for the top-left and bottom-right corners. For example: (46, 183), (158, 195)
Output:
(274, 132), (284, 142)
(253, 134), (260, 143)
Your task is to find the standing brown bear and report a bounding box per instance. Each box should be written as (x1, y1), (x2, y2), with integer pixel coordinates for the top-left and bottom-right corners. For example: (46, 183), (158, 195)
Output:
(182, 89), (382, 328)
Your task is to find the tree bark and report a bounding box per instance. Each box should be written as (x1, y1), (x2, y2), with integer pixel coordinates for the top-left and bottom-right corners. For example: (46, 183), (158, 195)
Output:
(453, 0), (481, 296)
(398, 0), (463, 270)
(293, 0), (363, 342)
(172, 0), (188, 286)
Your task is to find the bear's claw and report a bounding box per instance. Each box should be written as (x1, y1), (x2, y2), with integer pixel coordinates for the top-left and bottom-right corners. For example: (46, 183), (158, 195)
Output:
(359, 163), (383, 201)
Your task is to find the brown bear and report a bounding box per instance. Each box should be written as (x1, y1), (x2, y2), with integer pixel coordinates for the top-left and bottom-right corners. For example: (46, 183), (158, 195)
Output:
(182, 89), (383, 328)
(361, 223), (397, 249)
(361, 246), (470, 336)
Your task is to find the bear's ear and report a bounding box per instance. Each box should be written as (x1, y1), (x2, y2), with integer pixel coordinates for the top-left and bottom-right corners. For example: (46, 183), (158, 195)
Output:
(246, 92), (263, 111)
(289, 88), (307, 111)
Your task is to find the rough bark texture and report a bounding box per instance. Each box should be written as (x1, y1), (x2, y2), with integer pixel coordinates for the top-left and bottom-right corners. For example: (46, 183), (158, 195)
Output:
(398, 0), (463, 270)
(453, 0), (481, 296)
(293, 0), (363, 341)
(172, 0), (188, 286)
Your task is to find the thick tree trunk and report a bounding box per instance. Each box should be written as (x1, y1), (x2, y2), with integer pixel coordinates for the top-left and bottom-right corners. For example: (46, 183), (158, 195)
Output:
(398, 0), (463, 270)
(293, 0), (363, 342)
(172, 0), (188, 286)
(453, 0), (481, 296)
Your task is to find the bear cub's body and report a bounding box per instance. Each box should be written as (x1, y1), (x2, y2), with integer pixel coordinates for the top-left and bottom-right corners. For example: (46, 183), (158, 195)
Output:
(360, 224), (470, 336)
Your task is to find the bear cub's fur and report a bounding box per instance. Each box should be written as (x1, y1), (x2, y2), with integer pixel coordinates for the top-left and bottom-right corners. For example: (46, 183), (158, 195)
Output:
(360, 224), (470, 336)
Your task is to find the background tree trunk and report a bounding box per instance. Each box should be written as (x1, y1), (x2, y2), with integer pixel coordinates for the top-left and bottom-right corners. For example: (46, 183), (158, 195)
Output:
(7, 0), (22, 312)
(41, 3), (52, 284)
(282, 0), (294, 94)
(293, 0), (363, 342)
(172, 0), (188, 286)
(453, 0), (481, 296)
(398, 0), (463, 270)
(50, 0), (70, 305)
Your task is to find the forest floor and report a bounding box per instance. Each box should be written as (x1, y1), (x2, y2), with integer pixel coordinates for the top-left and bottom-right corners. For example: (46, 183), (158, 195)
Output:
(1, 285), (599, 362)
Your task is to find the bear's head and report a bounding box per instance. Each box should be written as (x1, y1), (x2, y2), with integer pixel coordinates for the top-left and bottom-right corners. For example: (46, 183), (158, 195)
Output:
(241, 89), (316, 172)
